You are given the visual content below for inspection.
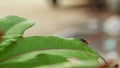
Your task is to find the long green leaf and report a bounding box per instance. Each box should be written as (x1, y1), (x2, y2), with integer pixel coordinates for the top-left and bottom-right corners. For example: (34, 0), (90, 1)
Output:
(0, 36), (100, 63)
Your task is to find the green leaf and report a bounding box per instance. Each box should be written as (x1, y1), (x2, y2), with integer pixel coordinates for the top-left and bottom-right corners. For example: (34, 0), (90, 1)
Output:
(0, 36), (100, 63)
(0, 15), (25, 41)
(0, 54), (68, 68)
(0, 16), (34, 51)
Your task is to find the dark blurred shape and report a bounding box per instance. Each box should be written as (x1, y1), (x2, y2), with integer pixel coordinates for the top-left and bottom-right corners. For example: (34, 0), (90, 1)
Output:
(48, 0), (59, 8)
(106, 0), (120, 14)
(52, 0), (58, 7)
(89, 0), (106, 11)
(114, 64), (119, 68)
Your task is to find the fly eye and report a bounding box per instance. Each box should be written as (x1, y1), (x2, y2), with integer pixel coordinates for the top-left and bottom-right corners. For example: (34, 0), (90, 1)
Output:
(80, 39), (89, 45)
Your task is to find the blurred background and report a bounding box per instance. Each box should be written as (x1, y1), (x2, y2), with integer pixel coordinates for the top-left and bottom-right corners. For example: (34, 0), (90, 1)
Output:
(0, 0), (120, 61)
